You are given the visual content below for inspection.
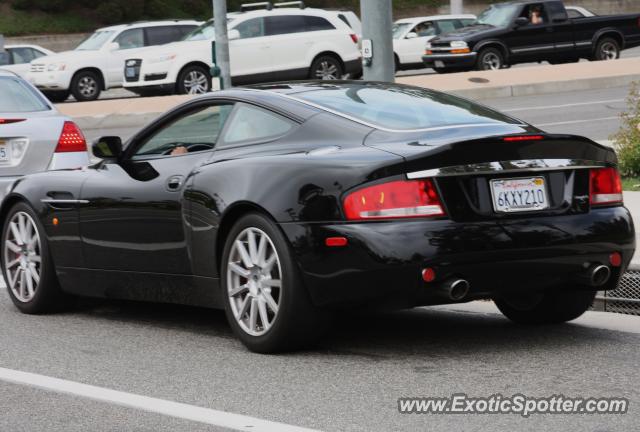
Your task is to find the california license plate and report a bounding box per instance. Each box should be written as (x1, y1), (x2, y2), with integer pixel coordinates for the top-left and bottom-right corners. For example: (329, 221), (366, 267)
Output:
(435, 60), (445, 68)
(0, 141), (8, 161)
(490, 177), (549, 213)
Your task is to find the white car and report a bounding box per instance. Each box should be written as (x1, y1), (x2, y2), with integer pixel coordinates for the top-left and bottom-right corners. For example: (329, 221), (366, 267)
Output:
(565, 6), (596, 18)
(123, 4), (361, 95)
(392, 14), (476, 70)
(0, 45), (54, 79)
(27, 20), (200, 102)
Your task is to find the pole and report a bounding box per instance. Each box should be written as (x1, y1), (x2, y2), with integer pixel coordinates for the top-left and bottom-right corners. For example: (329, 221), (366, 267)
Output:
(212, 0), (231, 89)
(450, 0), (463, 14)
(360, 0), (394, 82)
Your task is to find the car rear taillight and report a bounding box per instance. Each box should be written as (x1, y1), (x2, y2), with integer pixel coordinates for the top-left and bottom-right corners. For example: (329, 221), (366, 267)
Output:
(349, 33), (358, 43)
(343, 179), (445, 220)
(0, 119), (25, 125)
(55, 121), (87, 153)
(590, 167), (623, 205)
(503, 135), (544, 142)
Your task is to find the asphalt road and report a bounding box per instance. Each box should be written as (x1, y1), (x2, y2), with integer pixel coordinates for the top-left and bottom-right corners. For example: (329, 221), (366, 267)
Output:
(71, 46), (640, 103)
(0, 285), (639, 431)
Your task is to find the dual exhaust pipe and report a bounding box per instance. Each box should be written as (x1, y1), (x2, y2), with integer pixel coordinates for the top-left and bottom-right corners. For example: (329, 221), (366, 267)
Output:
(424, 263), (612, 301)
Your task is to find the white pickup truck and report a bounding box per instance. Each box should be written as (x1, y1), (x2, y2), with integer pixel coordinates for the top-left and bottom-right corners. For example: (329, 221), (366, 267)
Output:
(27, 20), (200, 102)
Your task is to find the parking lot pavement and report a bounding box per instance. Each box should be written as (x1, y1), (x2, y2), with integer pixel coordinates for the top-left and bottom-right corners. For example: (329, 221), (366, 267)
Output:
(0, 290), (638, 432)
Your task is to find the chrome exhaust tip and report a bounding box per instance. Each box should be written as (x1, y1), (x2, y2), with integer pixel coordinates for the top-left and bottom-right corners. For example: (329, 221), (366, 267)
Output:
(588, 265), (611, 287)
(448, 279), (470, 301)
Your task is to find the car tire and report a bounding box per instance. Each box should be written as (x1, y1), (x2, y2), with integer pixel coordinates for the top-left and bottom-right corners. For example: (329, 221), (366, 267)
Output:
(221, 212), (328, 353)
(310, 55), (344, 80)
(1, 202), (69, 314)
(176, 65), (211, 95)
(476, 47), (505, 71)
(70, 70), (101, 102)
(42, 90), (70, 103)
(593, 37), (620, 61)
(494, 289), (596, 325)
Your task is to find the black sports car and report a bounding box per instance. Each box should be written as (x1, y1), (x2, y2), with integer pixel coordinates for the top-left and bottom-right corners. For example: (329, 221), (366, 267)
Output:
(0, 81), (634, 353)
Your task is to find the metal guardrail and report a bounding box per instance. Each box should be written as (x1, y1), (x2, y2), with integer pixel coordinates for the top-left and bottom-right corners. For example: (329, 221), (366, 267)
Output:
(595, 266), (640, 316)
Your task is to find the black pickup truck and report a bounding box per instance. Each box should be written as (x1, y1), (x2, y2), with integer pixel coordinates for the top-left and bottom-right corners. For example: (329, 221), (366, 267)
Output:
(422, 0), (640, 72)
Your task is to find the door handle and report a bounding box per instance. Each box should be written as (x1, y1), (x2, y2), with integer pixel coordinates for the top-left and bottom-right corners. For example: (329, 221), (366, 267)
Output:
(166, 175), (184, 191)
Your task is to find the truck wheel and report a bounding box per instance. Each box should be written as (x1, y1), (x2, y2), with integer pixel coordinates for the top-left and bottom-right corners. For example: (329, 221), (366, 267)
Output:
(176, 65), (211, 95)
(70, 71), (101, 102)
(494, 289), (596, 325)
(594, 37), (620, 61)
(310, 55), (343, 80)
(42, 90), (70, 103)
(476, 48), (504, 71)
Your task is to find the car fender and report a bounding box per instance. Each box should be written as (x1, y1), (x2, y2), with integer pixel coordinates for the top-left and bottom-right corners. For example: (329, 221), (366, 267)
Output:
(474, 39), (510, 60)
(592, 28), (625, 49)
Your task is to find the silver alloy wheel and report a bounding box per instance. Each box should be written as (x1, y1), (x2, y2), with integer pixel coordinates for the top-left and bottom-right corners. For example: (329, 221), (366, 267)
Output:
(227, 227), (282, 336)
(314, 61), (339, 80)
(3, 211), (42, 303)
(78, 76), (98, 98)
(183, 70), (209, 94)
(600, 42), (618, 60)
(482, 52), (501, 70)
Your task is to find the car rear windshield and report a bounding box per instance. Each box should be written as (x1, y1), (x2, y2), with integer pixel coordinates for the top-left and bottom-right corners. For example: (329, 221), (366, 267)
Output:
(0, 77), (49, 112)
(295, 84), (521, 130)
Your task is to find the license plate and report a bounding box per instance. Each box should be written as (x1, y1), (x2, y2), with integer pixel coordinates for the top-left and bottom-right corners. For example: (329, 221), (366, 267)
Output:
(125, 67), (136, 78)
(490, 177), (549, 213)
(0, 141), (8, 161)
(435, 60), (445, 68)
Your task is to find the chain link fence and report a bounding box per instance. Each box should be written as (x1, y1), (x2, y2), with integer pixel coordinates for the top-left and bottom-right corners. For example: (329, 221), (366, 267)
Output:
(595, 266), (640, 316)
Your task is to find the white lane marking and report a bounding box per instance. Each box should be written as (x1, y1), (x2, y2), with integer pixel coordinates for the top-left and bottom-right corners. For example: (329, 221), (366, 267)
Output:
(0, 367), (319, 432)
(503, 99), (625, 113)
(537, 116), (620, 127)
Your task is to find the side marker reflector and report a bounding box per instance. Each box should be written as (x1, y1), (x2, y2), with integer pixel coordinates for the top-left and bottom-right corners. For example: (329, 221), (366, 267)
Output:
(325, 237), (348, 247)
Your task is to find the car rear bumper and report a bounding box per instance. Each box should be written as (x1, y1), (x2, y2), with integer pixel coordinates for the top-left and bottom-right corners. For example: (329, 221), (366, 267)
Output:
(27, 70), (73, 91)
(279, 206), (635, 308)
(422, 52), (477, 69)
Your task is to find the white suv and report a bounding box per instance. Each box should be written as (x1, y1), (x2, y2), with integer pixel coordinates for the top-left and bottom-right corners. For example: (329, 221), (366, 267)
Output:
(27, 20), (200, 102)
(123, 5), (361, 95)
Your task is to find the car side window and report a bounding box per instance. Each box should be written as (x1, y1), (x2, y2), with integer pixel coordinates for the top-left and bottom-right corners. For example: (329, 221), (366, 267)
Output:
(435, 20), (457, 34)
(265, 15), (307, 36)
(567, 9), (582, 18)
(222, 103), (294, 146)
(304, 16), (335, 31)
(145, 26), (183, 46)
(133, 104), (234, 159)
(547, 1), (569, 21)
(235, 18), (265, 39)
(9, 47), (36, 64)
(413, 21), (437, 37)
(114, 28), (145, 50)
(0, 51), (12, 66)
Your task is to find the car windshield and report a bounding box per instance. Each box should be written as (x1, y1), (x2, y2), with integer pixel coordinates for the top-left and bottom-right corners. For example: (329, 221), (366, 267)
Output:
(183, 18), (235, 41)
(392, 23), (412, 39)
(0, 77), (49, 112)
(475, 4), (518, 27)
(76, 30), (115, 50)
(295, 83), (520, 130)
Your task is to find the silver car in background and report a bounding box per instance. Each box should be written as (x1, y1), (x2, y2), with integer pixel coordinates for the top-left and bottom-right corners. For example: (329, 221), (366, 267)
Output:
(0, 70), (89, 200)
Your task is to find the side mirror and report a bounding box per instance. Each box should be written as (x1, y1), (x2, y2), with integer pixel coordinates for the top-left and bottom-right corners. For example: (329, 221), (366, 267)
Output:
(228, 29), (240, 40)
(514, 17), (530, 27)
(92, 136), (123, 161)
(405, 32), (418, 39)
(107, 42), (120, 51)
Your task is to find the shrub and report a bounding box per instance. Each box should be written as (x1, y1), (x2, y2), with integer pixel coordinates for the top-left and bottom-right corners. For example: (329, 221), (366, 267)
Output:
(612, 82), (640, 177)
(144, 0), (174, 19)
(10, 0), (34, 10)
(96, 1), (124, 25)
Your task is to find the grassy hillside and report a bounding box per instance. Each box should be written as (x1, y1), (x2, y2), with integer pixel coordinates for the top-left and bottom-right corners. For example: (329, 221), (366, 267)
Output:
(0, 0), (455, 36)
